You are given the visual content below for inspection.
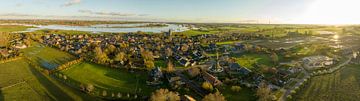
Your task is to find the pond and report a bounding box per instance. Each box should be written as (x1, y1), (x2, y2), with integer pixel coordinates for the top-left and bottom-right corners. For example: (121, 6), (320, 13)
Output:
(5, 23), (189, 33)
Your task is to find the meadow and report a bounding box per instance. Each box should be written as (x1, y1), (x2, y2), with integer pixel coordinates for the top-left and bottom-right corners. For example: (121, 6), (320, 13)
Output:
(60, 62), (155, 96)
(220, 85), (257, 101)
(0, 59), (94, 101)
(232, 53), (273, 69)
(0, 25), (33, 32)
(294, 64), (360, 101)
(21, 42), (76, 70)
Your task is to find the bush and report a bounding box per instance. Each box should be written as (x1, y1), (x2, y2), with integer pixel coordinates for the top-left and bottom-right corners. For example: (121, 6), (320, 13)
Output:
(86, 84), (94, 93)
(291, 90), (296, 94)
(102, 90), (107, 97)
(202, 82), (214, 92)
(231, 86), (241, 92)
(287, 95), (292, 100)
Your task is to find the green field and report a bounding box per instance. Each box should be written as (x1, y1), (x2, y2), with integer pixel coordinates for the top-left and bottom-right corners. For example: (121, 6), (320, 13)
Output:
(221, 86), (257, 101)
(61, 62), (155, 95)
(0, 59), (94, 101)
(21, 42), (76, 70)
(0, 25), (33, 32)
(232, 53), (273, 69)
(175, 30), (219, 36)
(216, 41), (242, 45)
(294, 64), (360, 101)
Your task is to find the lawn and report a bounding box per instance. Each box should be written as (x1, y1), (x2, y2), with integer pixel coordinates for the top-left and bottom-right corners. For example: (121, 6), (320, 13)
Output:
(21, 42), (76, 70)
(294, 64), (360, 101)
(220, 85), (257, 101)
(0, 25), (33, 32)
(0, 59), (94, 101)
(232, 53), (273, 69)
(61, 62), (155, 95)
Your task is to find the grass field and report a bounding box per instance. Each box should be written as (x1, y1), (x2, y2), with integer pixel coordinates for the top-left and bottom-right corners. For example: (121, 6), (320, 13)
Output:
(232, 53), (273, 69)
(21, 42), (76, 70)
(175, 30), (219, 36)
(0, 25), (33, 32)
(0, 59), (94, 101)
(221, 86), (257, 101)
(216, 41), (242, 45)
(61, 62), (155, 95)
(294, 64), (360, 101)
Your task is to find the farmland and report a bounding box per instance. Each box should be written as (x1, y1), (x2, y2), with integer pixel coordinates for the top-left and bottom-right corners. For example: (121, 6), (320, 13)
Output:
(0, 59), (94, 101)
(294, 64), (360, 101)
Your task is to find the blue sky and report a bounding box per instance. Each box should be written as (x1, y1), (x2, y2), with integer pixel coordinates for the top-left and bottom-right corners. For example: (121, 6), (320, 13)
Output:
(0, 0), (358, 24)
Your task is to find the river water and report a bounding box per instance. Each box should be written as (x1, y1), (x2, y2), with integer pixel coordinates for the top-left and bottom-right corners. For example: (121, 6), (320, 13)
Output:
(3, 23), (189, 33)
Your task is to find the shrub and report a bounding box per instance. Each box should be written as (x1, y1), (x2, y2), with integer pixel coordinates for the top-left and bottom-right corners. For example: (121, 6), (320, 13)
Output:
(231, 86), (241, 92)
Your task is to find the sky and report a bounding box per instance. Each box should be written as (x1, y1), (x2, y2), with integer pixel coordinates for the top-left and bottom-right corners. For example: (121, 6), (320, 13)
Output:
(0, 0), (359, 24)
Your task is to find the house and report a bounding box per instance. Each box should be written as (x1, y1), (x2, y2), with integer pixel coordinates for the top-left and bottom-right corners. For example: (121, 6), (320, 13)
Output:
(14, 44), (27, 49)
(164, 29), (172, 37)
(228, 63), (252, 76)
(147, 67), (164, 85)
(208, 52), (224, 73)
(0, 49), (10, 58)
(202, 71), (222, 86)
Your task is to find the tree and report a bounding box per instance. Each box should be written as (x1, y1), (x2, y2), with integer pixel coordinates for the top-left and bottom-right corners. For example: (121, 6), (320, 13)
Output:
(94, 47), (109, 64)
(102, 90), (107, 96)
(167, 61), (175, 72)
(270, 52), (279, 65)
(144, 60), (155, 69)
(141, 50), (155, 69)
(202, 92), (226, 101)
(188, 67), (200, 78)
(105, 44), (116, 55)
(165, 48), (173, 58)
(150, 89), (180, 101)
(202, 81), (213, 92)
(231, 86), (241, 92)
(256, 82), (272, 101)
(86, 84), (95, 93)
(80, 83), (85, 92)
(181, 44), (189, 52)
(114, 52), (126, 65)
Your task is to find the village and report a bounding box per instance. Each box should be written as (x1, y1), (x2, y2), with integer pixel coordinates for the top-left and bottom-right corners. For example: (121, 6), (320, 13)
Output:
(4, 26), (349, 101)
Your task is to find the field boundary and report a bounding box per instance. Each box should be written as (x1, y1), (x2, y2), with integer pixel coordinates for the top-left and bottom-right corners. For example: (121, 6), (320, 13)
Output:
(0, 57), (23, 64)
(0, 81), (26, 90)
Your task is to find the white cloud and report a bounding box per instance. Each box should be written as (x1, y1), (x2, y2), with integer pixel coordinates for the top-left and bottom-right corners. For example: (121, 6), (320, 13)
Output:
(62, 0), (81, 7)
(78, 10), (148, 17)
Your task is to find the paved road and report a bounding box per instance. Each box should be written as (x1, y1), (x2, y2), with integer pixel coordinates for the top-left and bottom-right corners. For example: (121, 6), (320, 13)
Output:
(280, 56), (352, 101)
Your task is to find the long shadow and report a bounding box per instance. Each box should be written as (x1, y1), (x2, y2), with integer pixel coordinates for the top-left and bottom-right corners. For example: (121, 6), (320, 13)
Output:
(28, 64), (74, 101)
(0, 90), (4, 101)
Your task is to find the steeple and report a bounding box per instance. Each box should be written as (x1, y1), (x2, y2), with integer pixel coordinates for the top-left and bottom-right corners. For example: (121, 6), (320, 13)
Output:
(208, 50), (223, 73)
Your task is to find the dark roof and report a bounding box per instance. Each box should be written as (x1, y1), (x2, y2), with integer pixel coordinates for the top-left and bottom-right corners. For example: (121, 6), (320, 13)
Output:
(202, 71), (222, 86)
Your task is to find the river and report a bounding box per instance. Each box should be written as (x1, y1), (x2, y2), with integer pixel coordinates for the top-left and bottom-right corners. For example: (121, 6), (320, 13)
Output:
(2, 23), (189, 33)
